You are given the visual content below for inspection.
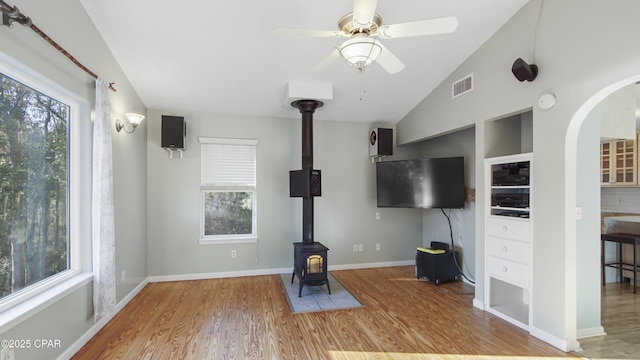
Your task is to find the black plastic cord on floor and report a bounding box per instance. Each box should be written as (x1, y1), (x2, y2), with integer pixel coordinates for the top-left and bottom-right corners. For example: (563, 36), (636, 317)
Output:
(440, 208), (475, 285)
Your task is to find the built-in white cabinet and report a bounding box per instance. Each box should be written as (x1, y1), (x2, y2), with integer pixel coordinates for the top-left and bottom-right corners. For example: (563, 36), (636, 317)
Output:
(485, 153), (532, 331)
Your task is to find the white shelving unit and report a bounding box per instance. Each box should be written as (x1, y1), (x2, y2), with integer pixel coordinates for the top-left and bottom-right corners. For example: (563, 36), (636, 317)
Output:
(484, 153), (532, 331)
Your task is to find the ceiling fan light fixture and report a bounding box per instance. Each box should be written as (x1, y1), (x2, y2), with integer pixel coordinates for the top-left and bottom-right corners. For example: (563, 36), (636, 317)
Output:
(338, 37), (382, 71)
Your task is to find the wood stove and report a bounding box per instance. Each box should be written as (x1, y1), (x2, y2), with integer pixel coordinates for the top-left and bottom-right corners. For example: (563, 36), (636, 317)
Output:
(292, 242), (330, 297)
(289, 99), (330, 297)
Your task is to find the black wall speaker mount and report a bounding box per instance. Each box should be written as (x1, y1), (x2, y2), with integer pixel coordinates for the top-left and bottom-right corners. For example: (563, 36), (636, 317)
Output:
(161, 115), (186, 149)
(511, 58), (538, 82)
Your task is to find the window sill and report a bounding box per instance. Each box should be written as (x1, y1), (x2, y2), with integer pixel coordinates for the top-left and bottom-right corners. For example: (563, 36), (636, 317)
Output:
(0, 272), (93, 334)
(199, 237), (257, 245)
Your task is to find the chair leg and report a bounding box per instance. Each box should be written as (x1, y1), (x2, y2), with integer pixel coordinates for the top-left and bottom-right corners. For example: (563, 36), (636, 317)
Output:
(634, 240), (637, 294)
(601, 239), (606, 287)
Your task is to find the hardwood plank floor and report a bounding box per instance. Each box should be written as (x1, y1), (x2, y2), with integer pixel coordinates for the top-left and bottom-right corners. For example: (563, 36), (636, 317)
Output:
(573, 282), (640, 359)
(73, 266), (578, 359)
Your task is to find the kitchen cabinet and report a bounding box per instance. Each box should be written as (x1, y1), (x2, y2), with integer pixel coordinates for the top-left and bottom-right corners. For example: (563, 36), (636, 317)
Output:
(601, 132), (638, 186)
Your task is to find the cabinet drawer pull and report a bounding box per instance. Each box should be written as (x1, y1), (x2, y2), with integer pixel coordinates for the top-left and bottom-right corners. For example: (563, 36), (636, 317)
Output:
(502, 246), (508, 252)
(502, 266), (508, 272)
(502, 226), (508, 232)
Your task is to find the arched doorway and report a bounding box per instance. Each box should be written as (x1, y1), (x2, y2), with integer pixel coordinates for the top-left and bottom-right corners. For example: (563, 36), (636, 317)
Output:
(565, 75), (640, 351)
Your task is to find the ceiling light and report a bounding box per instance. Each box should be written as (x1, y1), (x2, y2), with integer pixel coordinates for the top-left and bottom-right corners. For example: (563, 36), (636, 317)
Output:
(338, 36), (382, 71)
(115, 113), (146, 133)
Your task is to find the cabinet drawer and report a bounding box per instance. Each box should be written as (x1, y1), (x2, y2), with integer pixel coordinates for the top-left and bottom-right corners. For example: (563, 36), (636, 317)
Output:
(487, 255), (529, 288)
(486, 236), (530, 264)
(487, 217), (530, 242)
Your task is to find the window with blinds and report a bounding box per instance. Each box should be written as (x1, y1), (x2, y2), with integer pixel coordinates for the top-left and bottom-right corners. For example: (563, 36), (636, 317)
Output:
(199, 137), (258, 244)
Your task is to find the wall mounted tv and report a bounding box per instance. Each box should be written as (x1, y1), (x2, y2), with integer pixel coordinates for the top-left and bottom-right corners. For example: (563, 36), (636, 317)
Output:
(376, 157), (465, 209)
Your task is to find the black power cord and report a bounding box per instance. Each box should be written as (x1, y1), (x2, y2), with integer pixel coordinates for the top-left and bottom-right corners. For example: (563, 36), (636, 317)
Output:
(440, 208), (475, 285)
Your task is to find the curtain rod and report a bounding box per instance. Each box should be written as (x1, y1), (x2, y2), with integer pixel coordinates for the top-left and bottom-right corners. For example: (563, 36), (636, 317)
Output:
(0, 0), (116, 92)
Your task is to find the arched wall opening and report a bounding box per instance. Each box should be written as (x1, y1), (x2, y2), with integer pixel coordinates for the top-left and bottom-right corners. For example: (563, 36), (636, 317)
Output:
(565, 75), (640, 347)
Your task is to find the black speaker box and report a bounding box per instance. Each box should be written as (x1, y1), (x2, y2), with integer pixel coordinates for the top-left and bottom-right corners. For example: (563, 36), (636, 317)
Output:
(369, 128), (393, 157)
(511, 58), (538, 82)
(289, 169), (321, 197)
(161, 115), (186, 149)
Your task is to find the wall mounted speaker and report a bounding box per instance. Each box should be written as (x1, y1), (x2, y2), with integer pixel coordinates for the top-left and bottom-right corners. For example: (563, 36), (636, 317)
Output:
(369, 128), (393, 157)
(161, 115), (186, 149)
(289, 169), (321, 197)
(511, 58), (538, 82)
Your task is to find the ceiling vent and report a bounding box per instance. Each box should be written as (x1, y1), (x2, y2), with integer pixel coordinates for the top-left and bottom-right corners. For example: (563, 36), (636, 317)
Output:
(452, 74), (473, 99)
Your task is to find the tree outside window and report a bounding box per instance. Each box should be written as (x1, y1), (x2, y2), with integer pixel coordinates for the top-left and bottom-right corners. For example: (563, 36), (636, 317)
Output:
(0, 72), (69, 300)
(203, 191), (254, 236)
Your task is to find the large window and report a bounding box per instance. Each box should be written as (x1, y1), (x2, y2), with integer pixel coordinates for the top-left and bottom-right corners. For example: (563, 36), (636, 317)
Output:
(199, 137), (257, 244)
(0, 70), (70, 302)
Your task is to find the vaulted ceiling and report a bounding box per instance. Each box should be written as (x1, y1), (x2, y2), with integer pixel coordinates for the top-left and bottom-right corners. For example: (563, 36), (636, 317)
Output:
(81, 0), (529, 123)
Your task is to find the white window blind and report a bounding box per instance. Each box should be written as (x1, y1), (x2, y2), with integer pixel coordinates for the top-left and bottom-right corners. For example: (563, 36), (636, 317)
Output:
(199, 137), (257, 188)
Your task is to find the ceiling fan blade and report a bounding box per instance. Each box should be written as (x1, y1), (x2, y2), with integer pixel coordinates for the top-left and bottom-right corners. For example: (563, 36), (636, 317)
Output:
(273, 28), (344, 38)
(375, 42), (404, 74)
(311, 49), (341, 73)
(377, 16), (458, 39)
(353, 0), (378, 28)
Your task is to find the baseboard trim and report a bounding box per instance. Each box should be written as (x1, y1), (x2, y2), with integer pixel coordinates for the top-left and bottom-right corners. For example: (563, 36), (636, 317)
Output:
(530, 325), (581, 352)
(577, 325), (606, 339)
(329, 260), (414, 271)
(148, 260), (415, 283)
(472, 298), (484, 310)
(58, 279), (149, 360)
(148, 267), (292, 283)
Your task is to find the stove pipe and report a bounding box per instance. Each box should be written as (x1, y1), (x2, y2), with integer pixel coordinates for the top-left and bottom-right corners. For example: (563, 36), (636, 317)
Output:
(291, 99), (323, 244)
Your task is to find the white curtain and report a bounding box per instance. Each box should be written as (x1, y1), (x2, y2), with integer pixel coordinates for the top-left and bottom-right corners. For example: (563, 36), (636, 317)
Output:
(92, 78), (116, 322)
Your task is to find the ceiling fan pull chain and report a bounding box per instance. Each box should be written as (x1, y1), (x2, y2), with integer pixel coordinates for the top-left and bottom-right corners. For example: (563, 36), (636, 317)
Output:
(359, 69), (367, 101)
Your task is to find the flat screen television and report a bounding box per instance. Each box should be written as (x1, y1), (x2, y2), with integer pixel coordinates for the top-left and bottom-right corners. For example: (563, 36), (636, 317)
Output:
(376, 157), (465, 209)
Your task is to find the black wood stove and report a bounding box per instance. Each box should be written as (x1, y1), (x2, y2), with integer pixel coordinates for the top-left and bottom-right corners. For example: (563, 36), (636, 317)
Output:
(291, 242), (330, 297)
(289, 99), (330, 297)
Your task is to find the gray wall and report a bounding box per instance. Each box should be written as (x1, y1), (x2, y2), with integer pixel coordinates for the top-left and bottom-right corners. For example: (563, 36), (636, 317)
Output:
(0, 0), (147, 358)
(395, 0), (640, 350)
(146, 109), (423, 277)
(576, 103), (601, 333)
(418, 127), (476, 281)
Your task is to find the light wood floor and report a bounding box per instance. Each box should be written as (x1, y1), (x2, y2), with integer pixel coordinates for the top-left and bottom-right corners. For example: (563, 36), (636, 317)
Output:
(73, 266), (581, 359)
(573, 281), (640, 359)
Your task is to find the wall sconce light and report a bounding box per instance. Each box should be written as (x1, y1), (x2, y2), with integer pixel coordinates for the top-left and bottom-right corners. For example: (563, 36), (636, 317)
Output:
(115, 113), (146, 133)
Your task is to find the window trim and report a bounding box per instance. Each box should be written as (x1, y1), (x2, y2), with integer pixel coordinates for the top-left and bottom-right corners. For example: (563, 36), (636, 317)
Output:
(0, 51), (89, 327)
(198, 137), (258, 245)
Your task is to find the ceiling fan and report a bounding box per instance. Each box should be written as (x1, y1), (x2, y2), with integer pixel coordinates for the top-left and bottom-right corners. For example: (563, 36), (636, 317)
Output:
(275, 0), (458, 74)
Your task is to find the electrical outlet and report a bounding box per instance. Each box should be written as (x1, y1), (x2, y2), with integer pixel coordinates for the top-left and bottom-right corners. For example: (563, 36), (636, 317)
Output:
(376, 243), (380, 251)
(375, 212), (380, 220)
(231, 250), (237, 258)
(1, 347), (15, 360)
(121, 270), (126, 283)
(358, 244), (363, 252)
(353, 244), (358, 252)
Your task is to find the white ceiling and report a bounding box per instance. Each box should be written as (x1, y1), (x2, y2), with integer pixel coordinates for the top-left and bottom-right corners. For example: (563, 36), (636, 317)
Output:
(81, 0), (529, 124)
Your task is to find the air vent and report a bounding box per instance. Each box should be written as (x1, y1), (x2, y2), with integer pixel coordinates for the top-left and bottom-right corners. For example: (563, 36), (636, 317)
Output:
(452, 74), (473, 99)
